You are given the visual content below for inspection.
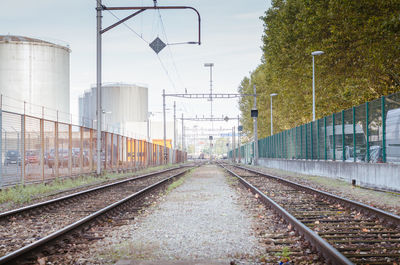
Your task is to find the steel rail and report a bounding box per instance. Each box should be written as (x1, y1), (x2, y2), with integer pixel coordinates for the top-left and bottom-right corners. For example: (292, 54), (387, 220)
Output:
(0, 167), (193, 264)
(0, 165), (187, 219)
(220, 164), (353, 265)
(233, 164), (400, 227)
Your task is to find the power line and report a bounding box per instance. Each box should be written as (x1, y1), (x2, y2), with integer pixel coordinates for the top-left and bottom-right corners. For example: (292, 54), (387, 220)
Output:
(95, 0), (180, 92)
(157, 9), (185, 91)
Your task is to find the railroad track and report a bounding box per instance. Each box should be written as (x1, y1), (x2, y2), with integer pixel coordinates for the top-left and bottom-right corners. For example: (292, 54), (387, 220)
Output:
(0, 165), (194, 264)
(220, 163), (400, 265)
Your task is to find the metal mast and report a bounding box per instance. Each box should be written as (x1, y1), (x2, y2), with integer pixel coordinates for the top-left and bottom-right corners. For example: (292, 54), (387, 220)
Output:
(96, 0), (102, 175)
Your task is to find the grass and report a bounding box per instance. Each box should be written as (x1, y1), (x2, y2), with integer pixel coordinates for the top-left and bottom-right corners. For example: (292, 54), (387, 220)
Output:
(275, 246), (291, 262)
(0, 163), (182, 206)
(97, 241), (159, 263)
(166, 168), (193, 193)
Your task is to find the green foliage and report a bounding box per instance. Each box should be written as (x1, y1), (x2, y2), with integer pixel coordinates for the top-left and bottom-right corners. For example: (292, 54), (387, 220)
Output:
(275, 246), (292, 261)
(239, 0), (400, 138)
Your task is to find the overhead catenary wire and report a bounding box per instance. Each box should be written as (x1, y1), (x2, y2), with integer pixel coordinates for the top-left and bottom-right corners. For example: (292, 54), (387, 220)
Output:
(95, 0), (205, 120)
(94, 0), (181, 92)
(157, 9), (186, 92)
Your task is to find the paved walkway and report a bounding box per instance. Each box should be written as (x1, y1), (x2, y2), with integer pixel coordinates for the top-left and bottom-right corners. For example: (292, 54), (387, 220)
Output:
(116, 165), (261, 264)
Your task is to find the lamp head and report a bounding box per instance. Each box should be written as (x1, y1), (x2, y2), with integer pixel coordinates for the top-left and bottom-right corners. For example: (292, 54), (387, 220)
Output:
(270, 93), (278, 97)
(204, 63), (214, 67)
(311, 51), (324, 56)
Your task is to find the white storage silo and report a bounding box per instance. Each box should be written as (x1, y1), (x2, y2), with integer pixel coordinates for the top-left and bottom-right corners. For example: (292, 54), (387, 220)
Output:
(0, 35), (70, 115)
(79, 83), (148, 130)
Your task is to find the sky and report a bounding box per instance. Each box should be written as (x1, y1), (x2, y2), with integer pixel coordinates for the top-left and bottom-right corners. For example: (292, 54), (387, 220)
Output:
(2, 0), (270, 132)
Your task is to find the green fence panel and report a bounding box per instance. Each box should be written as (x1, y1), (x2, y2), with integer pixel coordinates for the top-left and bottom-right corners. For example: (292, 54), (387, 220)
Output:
(366, 102), (370, 162)
(384, 93), (400, 163)
(233, 92), (399, 165)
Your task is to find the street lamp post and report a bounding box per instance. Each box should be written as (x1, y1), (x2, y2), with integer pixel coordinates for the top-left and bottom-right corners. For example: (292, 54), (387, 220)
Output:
(270, 93), (277, 135)
(311, 50), (324, 121)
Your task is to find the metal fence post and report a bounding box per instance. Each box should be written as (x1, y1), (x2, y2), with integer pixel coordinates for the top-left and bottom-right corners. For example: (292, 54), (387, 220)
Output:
(284, 131), (286, 158)
(0, 107), (2, 188)
(306, 124), (309, 159)
(310, 122), (313, 159)
(55, 114), (59, 179)
(332, 113), (336, 161)
(300, 125), (303, 159)
(366, 102), (370, 162)
(285, 131), (287, 158)
(324, 117), (327, 160)
(80, 127), (84, 174)
(294, 127), (298, 159)
(110, 133), (114, 170)
(69, 124), (72, 177)
(89, 129), (93, 172)
(40, 119), (44, 181)
(381, 96), (386, 163)
(21, 115), (25, 184)
(352, 107), (356, 162)
(342, 110), (345, 161)
(317, 120), (320, 160)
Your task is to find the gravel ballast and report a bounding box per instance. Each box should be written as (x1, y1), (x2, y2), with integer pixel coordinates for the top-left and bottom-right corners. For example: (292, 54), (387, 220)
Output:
(92, 165), (263, 264)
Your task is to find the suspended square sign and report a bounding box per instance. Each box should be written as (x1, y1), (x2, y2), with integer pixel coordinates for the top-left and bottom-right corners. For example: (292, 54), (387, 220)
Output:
(251, 109), (258, 118)
(149, 37), (166, 54)
(238, 125), (243, 132)
(209, 136), (213, 140)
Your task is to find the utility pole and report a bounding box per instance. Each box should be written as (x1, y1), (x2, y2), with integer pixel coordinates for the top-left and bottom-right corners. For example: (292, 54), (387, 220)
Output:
(232, 127), (235, 163)
(95, 2), (201, 175)
(163, 89), (167, 163)
(204, 63), (214, 129)
(181, 113), (184, 151)
(96, 0), (102, 175)
(173, 101), (176, 149)
(238, 115), (241, 163)
(253, 85), (258, 165)
(209, 135), (212, 161)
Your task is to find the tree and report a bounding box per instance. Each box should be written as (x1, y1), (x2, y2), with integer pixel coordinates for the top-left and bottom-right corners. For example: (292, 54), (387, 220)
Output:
(239, 0), (400, 139)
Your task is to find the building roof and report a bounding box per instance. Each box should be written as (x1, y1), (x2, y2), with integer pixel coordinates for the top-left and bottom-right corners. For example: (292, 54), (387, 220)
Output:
(0, 35), (70, 51)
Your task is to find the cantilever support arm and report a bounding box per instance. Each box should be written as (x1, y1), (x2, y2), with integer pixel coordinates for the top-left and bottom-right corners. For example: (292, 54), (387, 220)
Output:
(101, 9), (146, 34)
(103, 6), (201, 44)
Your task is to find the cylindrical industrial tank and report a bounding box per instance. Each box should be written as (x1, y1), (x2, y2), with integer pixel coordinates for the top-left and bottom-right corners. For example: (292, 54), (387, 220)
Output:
(102, 83), (148, 124)
(79, 83), (148, 128)
(0, 35), (70, 115)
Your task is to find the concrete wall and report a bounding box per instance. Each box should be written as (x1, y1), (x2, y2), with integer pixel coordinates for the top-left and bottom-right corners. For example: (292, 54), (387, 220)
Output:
(256, 158), (400, 192)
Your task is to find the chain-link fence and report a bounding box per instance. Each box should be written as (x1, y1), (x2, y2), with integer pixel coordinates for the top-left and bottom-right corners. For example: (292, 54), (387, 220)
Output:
(230, 92), (400, 165)
(0, 95), (186, 188)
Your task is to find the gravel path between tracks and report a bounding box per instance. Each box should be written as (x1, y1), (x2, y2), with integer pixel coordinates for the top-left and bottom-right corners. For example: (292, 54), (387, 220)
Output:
(245, 164), (400, 215)
(87, 165), (263, 264)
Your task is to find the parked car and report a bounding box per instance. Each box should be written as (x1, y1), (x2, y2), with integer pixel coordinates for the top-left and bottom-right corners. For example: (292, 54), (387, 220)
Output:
(71, 148), (90, 167)
(47, 149), (69, 168)
(25, 150), (39, 164)
(4, 150), (21, 166)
